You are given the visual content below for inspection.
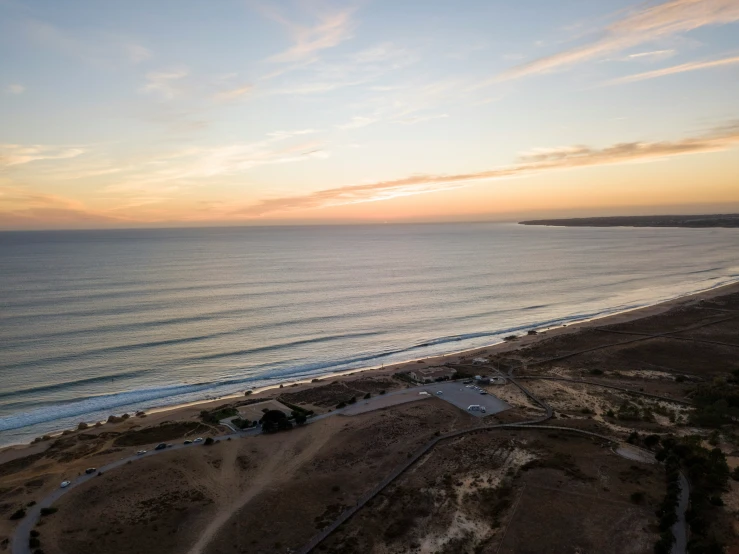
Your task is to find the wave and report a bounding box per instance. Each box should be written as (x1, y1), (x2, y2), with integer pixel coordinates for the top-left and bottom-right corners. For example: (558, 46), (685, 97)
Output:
(0, 299), (658, 433)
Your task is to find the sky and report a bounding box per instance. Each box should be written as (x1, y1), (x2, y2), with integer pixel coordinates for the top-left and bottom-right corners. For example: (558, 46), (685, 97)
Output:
(1, 0), (738, 230)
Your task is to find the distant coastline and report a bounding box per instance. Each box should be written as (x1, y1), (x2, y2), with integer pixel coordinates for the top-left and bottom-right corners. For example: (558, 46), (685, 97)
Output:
(519, 214), (739, 228)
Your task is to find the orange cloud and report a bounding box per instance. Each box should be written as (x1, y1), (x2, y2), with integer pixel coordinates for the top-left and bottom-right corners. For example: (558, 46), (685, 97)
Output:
(236, 123), (739, 216)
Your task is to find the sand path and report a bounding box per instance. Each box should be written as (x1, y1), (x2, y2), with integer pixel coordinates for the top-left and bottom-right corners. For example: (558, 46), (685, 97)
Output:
(187, 423), (336, 554)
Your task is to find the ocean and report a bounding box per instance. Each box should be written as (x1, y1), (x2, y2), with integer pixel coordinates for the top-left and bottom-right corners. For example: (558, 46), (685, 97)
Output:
(1, 223), (738, 446)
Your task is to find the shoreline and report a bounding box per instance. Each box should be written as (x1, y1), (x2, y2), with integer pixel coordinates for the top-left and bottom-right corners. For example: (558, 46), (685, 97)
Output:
(2, 277), (738, 452)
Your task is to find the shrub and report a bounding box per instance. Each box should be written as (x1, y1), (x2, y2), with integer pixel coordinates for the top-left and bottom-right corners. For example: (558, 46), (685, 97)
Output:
(30, 530), (40, 537)
(606, 409), (615, 417)
(40, 507), (57, 516)
(348, 396), (357, 405)
(200, 406), (239, 424)
(336, 401), (347, 409)
(9, 508), (26, 520)
(364, 392), (371, 400)
(203, 437), (214, 446)
(380, 390), (386, 395)
(29, 538), (40, 549)
(644, 435), (661, 448)
(675, 375), (686, 383)
(630, 491), (645, 504)
(731, 467), (739, 481)
(589, 369), (604, 376)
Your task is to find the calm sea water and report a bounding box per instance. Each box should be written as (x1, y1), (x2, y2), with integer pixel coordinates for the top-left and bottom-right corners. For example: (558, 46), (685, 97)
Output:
(1, 223), (738, 445)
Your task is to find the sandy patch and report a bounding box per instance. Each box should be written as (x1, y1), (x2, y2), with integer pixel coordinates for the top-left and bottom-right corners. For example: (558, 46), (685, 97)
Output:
(342, 391), (429, 415)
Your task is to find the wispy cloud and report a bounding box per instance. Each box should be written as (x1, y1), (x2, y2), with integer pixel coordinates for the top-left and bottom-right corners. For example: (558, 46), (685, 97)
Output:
(213, 84), (253, 102)
(253, 1), (354, 64)
(400, 113), (449, 125)
(266, 42), (418, 96)
(0, 185), (126, 229)
(606, 54), (739, 84)
(101, 131), (328, 197)
(125, 43), (151, 64)
(0, 144), (85, 167)
(497, 0), (739, 81)
(139, 67), (189, 99)
(238, 123), (739, 216)
(624, 49), (676, 61)
(5, 84), (25, 94)
(337, 116), (377, 130)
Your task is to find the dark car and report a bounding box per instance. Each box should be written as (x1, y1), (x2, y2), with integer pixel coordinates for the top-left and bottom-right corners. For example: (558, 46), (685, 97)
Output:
(85, 467), (97, 474)
(155, 443), (168, 450)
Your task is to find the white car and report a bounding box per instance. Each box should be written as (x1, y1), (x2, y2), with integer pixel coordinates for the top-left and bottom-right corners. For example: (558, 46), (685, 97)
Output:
(60, 480), (71, 488)
(436, 391), (443, 395)
(136, 450), (147, 455)
(193, 437), (204, 443)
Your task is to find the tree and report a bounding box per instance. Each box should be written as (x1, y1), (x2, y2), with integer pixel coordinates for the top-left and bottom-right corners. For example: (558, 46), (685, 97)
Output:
(260, 410), (290, 433)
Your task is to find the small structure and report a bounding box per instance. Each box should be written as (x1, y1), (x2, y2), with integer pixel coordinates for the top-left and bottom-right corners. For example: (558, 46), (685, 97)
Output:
(408, 367), (457, 384)
(472, 357), (488, 365)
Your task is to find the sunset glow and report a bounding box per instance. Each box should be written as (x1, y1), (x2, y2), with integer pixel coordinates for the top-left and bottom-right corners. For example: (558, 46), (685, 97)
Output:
(1, 0), (739, 229)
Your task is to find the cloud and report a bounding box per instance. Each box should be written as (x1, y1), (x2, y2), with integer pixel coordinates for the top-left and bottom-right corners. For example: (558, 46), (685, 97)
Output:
(0, 186), (126, 229)
(139, 67), (189, 99)
(5, 84), (25, 94)
(497, 0), (739, 81)
(606, 54), (739, 84)
(624, 49), (676, 61)
(238, 123), (739, 216)
(101, 131), (328, 196)
(213, 84), (253, 102)
(253, 2), (354, 64)
(266, 42), (417, 96)
(337, 116), (378, 130)
(400, 113), (449, 125)
(126, 43), (152, 64)
(0, 144), (85, 167)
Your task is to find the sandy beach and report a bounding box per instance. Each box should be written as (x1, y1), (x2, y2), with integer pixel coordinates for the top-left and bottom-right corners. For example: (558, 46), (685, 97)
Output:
(2, 278), (738, 460)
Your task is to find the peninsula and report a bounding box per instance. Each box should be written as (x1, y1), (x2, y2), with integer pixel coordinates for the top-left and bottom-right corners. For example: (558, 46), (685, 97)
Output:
(519, 214), (739, 228)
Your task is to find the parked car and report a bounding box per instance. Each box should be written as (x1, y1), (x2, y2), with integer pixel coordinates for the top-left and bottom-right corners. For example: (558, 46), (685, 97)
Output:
(184, 440), (192, 444)
(481, 407), (487, 414)
(137, 450), (147, 455)
(193, 437), (203, 443)
(155, 443), (167, 450)
(480, 391), (488, 395)
(85, 467), (96, 474)
(436, 391), (443, 395)
(60, 480), (71, 488)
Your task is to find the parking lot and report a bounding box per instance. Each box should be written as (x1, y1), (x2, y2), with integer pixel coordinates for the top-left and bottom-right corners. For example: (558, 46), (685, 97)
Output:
(422, 381), (510, 417)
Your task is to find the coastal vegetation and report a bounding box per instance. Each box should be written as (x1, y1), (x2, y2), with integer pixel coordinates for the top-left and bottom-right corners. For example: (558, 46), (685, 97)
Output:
(655, 436), (729, 554)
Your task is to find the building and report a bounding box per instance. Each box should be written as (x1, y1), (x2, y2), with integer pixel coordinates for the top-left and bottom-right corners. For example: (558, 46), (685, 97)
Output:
(408, 367), (457, 383)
